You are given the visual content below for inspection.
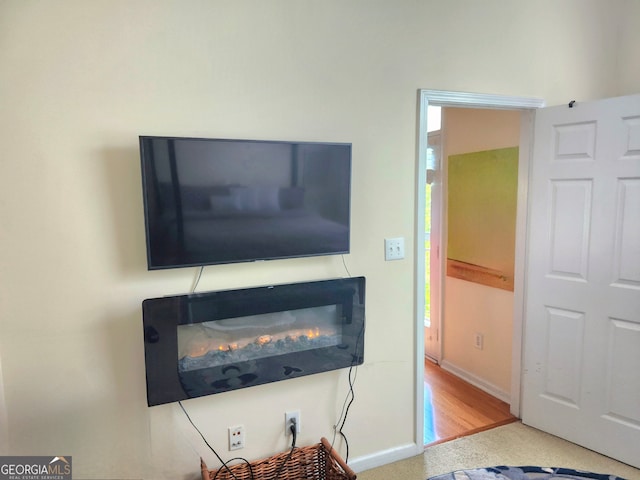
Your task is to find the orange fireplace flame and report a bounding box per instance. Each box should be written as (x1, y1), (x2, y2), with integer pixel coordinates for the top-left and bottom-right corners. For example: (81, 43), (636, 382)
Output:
(306, 328), (320, 339)
(218, 343), (238, 352)
(256, 335), (273, 345)
(186, 327), (329, 358)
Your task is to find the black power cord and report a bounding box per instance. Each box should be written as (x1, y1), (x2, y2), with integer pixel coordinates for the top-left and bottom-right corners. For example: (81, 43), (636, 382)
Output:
(212, 458), (254, 480)
(341, 254), (352, 277)
(181, 402), (297, 480)
(290, 419), (297, 447)
(179, 401), (254, 480)
(331, 308), (365, 464)
(191, 265), (204, 293)
(273, 419), (297, 480)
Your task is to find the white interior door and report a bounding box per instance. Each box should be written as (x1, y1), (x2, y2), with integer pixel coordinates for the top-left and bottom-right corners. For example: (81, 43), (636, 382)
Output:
(522, 94), (640, 467)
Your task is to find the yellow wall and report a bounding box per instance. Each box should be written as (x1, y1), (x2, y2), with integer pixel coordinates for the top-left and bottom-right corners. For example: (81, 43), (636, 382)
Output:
(0, 1), (637, 478)
(447, 146), (519, 278)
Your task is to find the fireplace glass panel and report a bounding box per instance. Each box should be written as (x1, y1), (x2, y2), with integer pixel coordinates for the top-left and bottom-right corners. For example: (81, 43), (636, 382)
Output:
(177, 305), (342, 371)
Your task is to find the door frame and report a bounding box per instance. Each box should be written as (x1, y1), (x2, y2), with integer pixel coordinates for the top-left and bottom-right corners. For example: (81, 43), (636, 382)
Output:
(415, 90), (545, 447)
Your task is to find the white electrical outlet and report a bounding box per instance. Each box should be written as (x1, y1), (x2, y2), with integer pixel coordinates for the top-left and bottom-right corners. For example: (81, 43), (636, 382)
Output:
(285, 410), (301, 436)
(228, 425), (245, 450)
(384, 237), (405, 261)
(474, 333), (484, 350)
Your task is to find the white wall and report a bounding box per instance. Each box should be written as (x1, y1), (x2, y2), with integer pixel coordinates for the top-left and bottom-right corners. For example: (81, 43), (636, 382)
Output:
(618, 0), (640, 95)
(0, 1), (636, 479)
(441, 108), (521, 398)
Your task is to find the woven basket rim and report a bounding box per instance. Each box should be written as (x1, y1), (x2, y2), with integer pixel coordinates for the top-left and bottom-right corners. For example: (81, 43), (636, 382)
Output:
(201, 437), (356, 480)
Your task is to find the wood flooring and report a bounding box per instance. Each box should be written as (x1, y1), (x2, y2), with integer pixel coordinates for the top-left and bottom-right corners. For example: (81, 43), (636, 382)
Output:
(424, 360), (517, 446)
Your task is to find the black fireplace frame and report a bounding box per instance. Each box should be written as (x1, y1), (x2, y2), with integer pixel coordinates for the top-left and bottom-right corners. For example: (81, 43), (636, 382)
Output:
(142, 277), (365, 406)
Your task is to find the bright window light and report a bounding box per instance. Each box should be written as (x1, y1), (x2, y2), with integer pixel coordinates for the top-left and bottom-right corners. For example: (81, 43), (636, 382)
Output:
(427, 106), (441, 132)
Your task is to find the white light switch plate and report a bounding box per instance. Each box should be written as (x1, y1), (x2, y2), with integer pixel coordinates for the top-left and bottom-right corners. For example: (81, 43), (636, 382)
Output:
(384, 237), (405, 261)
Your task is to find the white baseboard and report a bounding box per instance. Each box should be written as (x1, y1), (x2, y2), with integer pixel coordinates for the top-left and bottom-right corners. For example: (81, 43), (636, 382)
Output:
(439, 360), (511, 404)
(347, 442), (422, 473)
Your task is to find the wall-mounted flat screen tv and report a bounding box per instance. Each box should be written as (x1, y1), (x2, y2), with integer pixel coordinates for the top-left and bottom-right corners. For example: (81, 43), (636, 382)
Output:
(139, 136), (351, 269)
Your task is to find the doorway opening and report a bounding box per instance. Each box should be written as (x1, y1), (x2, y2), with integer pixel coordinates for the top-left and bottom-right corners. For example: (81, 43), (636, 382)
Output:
(415, 90), (544, 449)
(423, 104), (520, 445)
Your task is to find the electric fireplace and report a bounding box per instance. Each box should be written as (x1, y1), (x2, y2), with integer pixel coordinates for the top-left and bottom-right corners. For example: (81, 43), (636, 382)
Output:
(142, 277), (365, 406)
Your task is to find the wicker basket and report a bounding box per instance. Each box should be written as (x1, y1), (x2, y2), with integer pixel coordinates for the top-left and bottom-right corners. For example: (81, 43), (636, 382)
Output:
(200, 437), (356, 480)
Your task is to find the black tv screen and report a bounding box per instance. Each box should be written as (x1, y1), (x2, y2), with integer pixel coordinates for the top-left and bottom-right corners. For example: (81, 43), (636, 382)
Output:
(139, 136), (351, 269)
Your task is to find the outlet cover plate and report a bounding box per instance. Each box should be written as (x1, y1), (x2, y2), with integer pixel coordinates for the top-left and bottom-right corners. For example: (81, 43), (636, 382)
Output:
(228, 425), (245, 450)
(385, 237), (405, 261)
(285, 410), (301, 436)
